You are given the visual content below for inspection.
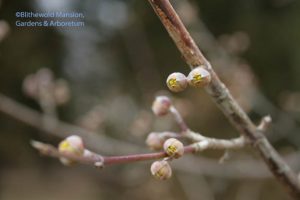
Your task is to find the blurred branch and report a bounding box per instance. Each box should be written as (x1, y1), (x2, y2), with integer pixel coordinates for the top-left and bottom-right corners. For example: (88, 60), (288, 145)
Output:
(0, 93), (140, 155)
(147, 0), (300, 198)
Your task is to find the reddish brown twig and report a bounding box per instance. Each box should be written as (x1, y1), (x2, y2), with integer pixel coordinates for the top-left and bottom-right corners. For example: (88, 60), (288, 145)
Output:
(31, 140), (194, 166)
(32, 136), (246, 167)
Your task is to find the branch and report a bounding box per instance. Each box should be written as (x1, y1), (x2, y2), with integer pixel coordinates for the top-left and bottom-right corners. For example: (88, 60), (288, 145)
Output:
(0, 94), (140, 155)
(175, 0), (300, 146)
(2, 93), (300, 179)
(31, 140), (103, 166)
(147, 0), (300, 198)
(169, 105), (189, 132)
(168, 104), (247, 148)
(31, 136), (245, 167)
(189, 132), (246, 151)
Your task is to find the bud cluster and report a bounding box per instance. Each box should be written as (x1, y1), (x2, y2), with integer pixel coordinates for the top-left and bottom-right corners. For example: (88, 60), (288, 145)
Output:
(22, 68), (70, 105)
(148, 136), (185, 180)
(166, 66), (211, 92)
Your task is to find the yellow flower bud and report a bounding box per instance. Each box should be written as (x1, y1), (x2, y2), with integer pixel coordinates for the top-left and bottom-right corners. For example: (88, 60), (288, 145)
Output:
(166, 72), (188, 92)
(58, 135), (84, 166)
(152, 96), (171, 116)
(163, 138), (184, 158)
(187, 66), (211, 88)
(150, 160), (172, 180)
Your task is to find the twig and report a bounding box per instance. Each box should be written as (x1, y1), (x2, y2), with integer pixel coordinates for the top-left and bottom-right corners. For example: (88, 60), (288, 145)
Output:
(31, 140), (188, 166)
(169, 105), (189, 132)
(257, 115), (272, 132)
(31, 137), (245, 167)
(147, 0), (300, 198)
(31, 140), (103, 165)
(164, 102), (247, 148)
(191, 135), (246, 151)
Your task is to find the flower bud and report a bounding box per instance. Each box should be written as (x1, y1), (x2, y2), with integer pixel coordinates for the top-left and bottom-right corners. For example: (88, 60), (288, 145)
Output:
(166, 72), (188, 92)
(150, 160), (172, 180)
(146, 132), (164, 150)
(58, 135), (84, 166)
(163, 138), (184, 158)
(187, 66), (211, 88)
(152, 96), (171, 116)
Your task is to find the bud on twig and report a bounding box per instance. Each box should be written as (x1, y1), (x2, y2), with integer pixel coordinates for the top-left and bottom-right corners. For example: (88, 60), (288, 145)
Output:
(150, 160), (172, 180)
(163, 138), (184, 158)
(146, 132), (164, 150)
(187, 66), (211, 88)
(166, 72), (188, 92)
(152, 96), (171, 116)
(58, 135), (85, 166)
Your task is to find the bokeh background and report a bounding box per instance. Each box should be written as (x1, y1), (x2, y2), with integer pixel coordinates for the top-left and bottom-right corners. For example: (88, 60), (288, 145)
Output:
(1, 0), (300, 199)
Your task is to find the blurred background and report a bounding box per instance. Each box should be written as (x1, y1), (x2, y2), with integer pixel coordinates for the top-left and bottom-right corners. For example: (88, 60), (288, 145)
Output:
(1, 0), (300, 199)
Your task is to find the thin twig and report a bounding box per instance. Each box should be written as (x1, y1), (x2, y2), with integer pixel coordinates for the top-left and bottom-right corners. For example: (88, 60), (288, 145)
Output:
(31, 140), (189, 166)
(168, 104), (247, 148)
(31, 137), (245, 167)
(169, 105), (189, 132)
(31, 140), (103, 165)
(257, 115), (272, 132)
(147, 0), (300, 198)
(191, 135), (246, 151)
